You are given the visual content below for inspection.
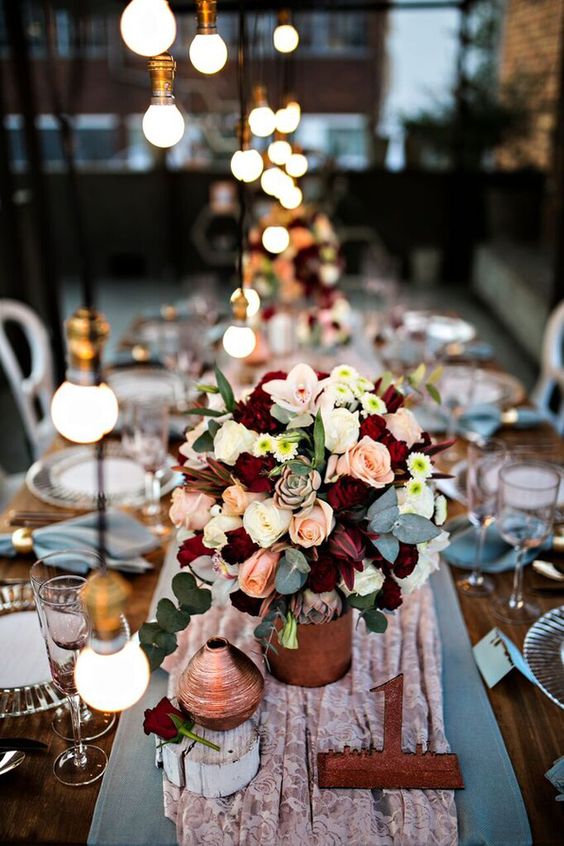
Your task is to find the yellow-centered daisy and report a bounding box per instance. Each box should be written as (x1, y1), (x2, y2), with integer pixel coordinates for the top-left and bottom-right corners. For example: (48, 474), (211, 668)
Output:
(273, 437), (299, 462)
(330, 364), (359, 384)
(407, 452), (433, 480)
(253, 434), (275, 457)
(360, 392), (387, 416)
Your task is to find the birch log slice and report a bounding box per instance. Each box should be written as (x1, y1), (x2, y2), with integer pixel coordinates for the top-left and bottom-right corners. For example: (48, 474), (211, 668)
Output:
(160, 718), (260, 798)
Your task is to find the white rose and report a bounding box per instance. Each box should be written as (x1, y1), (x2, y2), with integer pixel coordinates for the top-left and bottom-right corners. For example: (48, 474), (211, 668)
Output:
(398, 484), (435, 519)
(213, 421), (257, 465)
(341, 561), (385, 596)
(323, 408), (360, 455)
(203, 514), (243, 550)
(394, 530), (450, 595)
(243, 498), (292, 548)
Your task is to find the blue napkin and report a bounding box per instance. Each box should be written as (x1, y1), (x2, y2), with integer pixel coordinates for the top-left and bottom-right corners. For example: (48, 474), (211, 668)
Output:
(545, 756), (564, 801)
(0, 509), (159, 573)
(458, 403), (545, 439)
(443, 517), (549, 572)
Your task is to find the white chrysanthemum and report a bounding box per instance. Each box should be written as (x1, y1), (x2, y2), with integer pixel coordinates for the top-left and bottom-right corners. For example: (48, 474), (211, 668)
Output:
(360, 393), (387, 417)
(332, 382), (355, 406)
(273, 437), (299, 462)
(407, 451), (433, 480)
(434, 494), (448, 526)
(405, 478), (428, 499)
(398, 483), (435, 519)
(253, 434), (275, 457)
(330, 364), (359, 384)
(355, 376), (375, 395)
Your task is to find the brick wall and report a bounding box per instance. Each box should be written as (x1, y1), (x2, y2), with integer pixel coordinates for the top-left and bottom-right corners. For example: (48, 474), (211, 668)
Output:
(498, 0), (563, 171)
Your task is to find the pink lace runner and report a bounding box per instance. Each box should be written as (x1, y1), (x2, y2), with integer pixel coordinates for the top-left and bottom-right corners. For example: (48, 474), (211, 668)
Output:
(163, 582), (458, 846)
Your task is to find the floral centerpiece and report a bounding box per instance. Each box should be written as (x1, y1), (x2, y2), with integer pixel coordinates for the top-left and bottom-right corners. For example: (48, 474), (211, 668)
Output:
(140, 362), (450, 684)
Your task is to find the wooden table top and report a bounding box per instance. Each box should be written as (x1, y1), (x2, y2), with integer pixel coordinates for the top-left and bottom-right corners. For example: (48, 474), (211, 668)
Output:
(0, 429), (562, 845)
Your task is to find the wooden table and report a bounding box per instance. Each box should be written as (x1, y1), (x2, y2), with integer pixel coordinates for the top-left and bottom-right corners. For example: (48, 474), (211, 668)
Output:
(0, 431), (563, 845)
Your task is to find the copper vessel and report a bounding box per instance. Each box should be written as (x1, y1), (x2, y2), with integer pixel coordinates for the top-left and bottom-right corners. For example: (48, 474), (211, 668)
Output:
(267, 610), (353, 687)
(177, 637), (264, 730)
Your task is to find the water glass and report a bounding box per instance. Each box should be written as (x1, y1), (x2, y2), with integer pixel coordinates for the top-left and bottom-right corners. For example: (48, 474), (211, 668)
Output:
(493, 461), (560, 624)
(457, 439), (506, 597)
(37, 573), (107, 785)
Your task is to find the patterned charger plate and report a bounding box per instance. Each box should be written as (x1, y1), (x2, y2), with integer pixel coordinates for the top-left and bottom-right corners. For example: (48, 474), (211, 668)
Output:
(0, 583), (65, 718)
(524, 606), (564, 709)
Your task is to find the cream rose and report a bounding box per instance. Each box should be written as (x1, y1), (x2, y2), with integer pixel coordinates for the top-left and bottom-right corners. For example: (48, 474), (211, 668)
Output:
(243, 498), (292, 548)
(341, 561), (385, 596)
(289, 499), (335, 548)
(238, 549), (279, 598)
(169, 488), (215, 531)
(202, 514), (243, 550)
(323, 407), (360, 455)
(394, 531), (450, 595)
(222, 484), (266, 516)
(383, 408), (422, 448)
(213, 421), (257, 465)
(336, 436), (394, 488)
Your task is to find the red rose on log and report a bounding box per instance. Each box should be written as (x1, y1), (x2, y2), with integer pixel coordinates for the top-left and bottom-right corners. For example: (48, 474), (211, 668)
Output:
(222, 527), (259, 565)
(178, 533), (209, 568)
(143, 697), (184, 740)
(326, 475), (370, 512)
(233, 453), (276, 492)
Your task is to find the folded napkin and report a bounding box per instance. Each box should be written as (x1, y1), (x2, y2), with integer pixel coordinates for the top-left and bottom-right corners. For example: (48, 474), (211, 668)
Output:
(458, 403), (546, 439)
(450, 341), (494, 361)
(0, 509), (159, 573)
(545, 756), (564, 801)
(443, 517), (549, 573)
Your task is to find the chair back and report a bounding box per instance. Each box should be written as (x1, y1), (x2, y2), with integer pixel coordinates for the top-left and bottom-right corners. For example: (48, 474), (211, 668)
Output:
(532, 299), (564, 435)
(0, 299), (55, 459)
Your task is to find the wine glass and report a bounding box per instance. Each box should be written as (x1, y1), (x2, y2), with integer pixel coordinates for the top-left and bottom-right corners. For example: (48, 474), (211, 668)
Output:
(30, 551), (115, 742)
(37, 574), (107, 785)
(493, 461), (560, 624)
(457, 439), (506, 597)
(121, 399), (170, 537)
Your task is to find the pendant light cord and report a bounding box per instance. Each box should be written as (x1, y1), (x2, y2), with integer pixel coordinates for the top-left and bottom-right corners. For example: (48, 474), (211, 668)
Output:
(237, 1), (246, 291)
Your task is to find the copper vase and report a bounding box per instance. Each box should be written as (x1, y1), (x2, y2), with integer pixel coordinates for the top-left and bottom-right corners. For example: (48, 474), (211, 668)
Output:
(177, 637), (264, 730)
(266, 609), (353, 687)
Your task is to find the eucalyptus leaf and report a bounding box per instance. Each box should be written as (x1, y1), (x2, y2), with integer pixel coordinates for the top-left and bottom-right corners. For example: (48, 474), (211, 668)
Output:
(141, 643), (167, 672)
(275, 557), (309, 594)
(313, 411), (325, 468)
(138, 621), (162, 644)
(154, 629), (178, 655)
(192, 430), (214, 453)
(362, 608), (388, 634)
(207, 419), (220, 437)
(214, 365), (235, 412)
(369, 505), (400, 534)
(371, 533), (400, 563)
(284, 547), (310, 573)
(367, 486), (398, 520)
(271, 404), (292, 424)
(180, 589), (212, 615)
(394, 513), (441, 544)
(156, 598), (191, 633)
(171, 572), (197, 603)
(254, 620), (274, 639)
(347, 591), (379, 610)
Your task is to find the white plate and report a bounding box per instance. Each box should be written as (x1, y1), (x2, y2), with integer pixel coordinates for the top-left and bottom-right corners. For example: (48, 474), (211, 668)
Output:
(26, 443), (179, 510)
(108, 367), (182, 405)
(440, 366), (525, 409)
(403, 312), (476, 345)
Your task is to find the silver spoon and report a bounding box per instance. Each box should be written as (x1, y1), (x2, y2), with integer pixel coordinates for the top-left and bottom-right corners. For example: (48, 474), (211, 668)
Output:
(0, 749), (25, 776)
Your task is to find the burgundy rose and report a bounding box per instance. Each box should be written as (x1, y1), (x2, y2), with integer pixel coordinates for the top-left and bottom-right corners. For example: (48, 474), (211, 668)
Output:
(178, 533), (209, 568)
(143, 697), (185, 740)
(381, 435), (409, 470)
(393, 543), (419, 579)
(232, 370), (287, 435)
(222, 527), (259, 565)
(381, 384), (404, 413)
(229, 589), (263, 617)
(326, 475), (370, 512)
(233, 453), (276, 492)
(377, 576), (403, 611)
(359, 414), (387, 441)
(307, 556), (339, 592)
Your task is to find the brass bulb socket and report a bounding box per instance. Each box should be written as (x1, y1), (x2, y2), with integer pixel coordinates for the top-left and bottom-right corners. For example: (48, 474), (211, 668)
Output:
(236, 117), (251, 149)
(231, 289), (249, 322)
(277, 9), (291, 26)
(196, 0), (218, 34)
(252, 83), (268, 108)
(147, 52), (176, 99)
(65, 306), (110, 386)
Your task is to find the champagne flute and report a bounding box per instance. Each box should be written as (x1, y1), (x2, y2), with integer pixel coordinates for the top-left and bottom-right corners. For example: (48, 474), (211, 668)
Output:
(493, 461), (560, 624)
(457, 439), (506, 597)
(37, 574), (107, 785)
(121, 399), (170, 537)
(30, 551), (116, 741)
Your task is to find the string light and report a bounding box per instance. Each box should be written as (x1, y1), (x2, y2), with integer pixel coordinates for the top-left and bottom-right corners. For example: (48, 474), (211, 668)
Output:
(262, 225), (290, 254)
(279, 184), (303, 210)
(120, 0), (176, 57)
(189, 0), (227, 75)
(248, 84), (276, 137)
(75, 639), (150, 712)
(142, 52), (185, 149)
(275, 97), (301, 134)
(231, 119), (263, 183)
(230, 286), (260, 317)
(268, 138), (292, 165)
(286, 151), (308, 178)
(273, 10), (299, 54)
(261, 165), (293, 198)
(223, 289), (257, 358)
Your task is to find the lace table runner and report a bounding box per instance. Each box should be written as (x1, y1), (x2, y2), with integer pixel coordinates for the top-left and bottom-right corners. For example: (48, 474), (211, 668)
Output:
(162, 582), (457, 846)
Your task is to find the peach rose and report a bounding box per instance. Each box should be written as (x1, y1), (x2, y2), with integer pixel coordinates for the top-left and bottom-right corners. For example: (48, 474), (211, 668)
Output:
(290, 226), (315, 251)
(222, 484), (266, 517)
(169, 488), (215, 531)
(238, 549), (279, 598)
(289, 499), (335, 548)
(336, 436), (394, 488)
(383, 408), (422, 448)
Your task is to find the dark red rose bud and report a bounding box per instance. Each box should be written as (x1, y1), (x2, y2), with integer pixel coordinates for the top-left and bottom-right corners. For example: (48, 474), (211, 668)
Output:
(377, 576), (403, 611)
(222, 527), (259, 565)
(359, 414), (387, 441)
(178, 533), (209, 568)
(233, 453), (276, 492)
(381, 435), (409, 470)
(308, 556), (339, 592)
(143, 697), (184, 740)
(229, 589), (263, 616)
(393, 543), (419, 579)
(381, 385), (404, 413)
(327, 475), (370, 512)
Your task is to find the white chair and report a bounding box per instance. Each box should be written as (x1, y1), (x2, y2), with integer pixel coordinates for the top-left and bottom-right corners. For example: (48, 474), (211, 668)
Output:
(0, 299), (55, 460)
(532, 299), (564, 435)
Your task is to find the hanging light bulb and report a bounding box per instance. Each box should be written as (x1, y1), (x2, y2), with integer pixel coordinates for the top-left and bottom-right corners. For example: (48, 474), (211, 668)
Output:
(275, 96), (301, 135)
(188, 0), (227, 74)
(279, 184), (303, 210)
(262, 225), (290, 254)
(268, 137), (292, 166)
(51, 308), (118, 444)
(248, 84), (276, 138)
(231, 119), (264, 183)
(222, 289), (257, 358)
(142, 52), (185, 149)
(286, 150), (308, 178)
(230, 286), (260, 317)
(273, 10), (299, 54)
(120, 0), (176, 57)
(75, 639), (150, 712)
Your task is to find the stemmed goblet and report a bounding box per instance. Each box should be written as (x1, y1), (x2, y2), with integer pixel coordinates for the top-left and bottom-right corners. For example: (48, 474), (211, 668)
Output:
(457, 439), (506, 597)
(493, 461), (560, 624)
(37, 572), (107, 785)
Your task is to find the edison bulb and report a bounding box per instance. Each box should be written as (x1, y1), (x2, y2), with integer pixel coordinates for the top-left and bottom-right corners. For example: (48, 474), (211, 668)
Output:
(261, 166), (284, 196)
(231, 149), (263, 183)
(280, 185), (303, 210)
(262, 225), (290, 254)
(120, 0), (176, 57)
(142, 103), (185, 148)
(189, 33), (227, 74)
(272, 170), (294, 199)
(275, 102), (301, 134)
(273, 23), (299, 53)
(222, 324), (257, 358)
(268, 139), (292, 165)
(248, 105), (276, 138)
(51, 382), (119, 444)
(286, 152), (308, 178)
(230, 287), (261, 317)
(75, 640), (150, 712)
